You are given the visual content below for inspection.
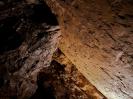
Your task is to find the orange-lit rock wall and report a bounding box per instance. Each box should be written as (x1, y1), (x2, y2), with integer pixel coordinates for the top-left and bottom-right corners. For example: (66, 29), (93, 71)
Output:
(45, 0), (133, 99)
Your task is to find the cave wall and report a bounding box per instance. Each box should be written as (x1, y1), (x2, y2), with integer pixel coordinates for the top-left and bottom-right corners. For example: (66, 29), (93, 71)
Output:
(44, 0), (133, 99)
(0, 1), (60, 98)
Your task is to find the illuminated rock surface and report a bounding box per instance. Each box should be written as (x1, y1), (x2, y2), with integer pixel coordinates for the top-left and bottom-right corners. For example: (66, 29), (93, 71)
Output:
(0, 0), (133, 99)
(44, 0), (133, 99)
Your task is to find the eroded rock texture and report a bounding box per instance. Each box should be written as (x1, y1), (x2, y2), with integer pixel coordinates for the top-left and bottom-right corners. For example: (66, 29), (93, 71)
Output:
(0, 0), (104, 99)
(44, 0), (133, 99)
(0, 1), (60, 98)
(31, 49), (105, 99)
(0, 0), (133, 99)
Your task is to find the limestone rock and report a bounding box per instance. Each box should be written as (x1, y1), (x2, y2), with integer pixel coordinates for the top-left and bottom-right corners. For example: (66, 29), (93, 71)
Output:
(44, 0), (133, 99)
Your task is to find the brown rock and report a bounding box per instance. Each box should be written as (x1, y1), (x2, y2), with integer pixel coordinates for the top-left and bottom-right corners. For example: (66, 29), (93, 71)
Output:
(44, 0), (133, 99)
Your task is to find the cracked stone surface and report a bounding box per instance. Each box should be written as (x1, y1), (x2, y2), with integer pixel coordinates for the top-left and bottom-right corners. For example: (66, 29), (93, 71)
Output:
(30, 49), (105, 99)
(0, 0), (133, 99)
(0, 1), (60, 98)
(44, 0), (133, 99)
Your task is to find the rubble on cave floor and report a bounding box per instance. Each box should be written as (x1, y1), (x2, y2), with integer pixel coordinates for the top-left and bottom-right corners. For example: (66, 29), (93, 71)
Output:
(30, 49), (106, 99)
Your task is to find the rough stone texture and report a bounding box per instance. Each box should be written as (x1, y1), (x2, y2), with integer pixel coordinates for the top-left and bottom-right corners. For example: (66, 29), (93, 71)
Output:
(0, 1), (60, 98)
(0, 1), (104, 99)
(44, 0), (133, 99)
(31, 49), (105, 99)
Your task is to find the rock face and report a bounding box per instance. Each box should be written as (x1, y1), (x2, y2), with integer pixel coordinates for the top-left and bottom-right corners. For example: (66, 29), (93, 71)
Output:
(44, 0), (133, 99)
(0, 1), (60, 98)
(0, 0), (133, 99)
(31, 49), (105, 99)
(0, 1), (104, 99)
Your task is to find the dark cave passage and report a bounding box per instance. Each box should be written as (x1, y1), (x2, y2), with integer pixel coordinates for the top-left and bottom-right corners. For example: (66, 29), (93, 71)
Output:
(0, 16), (23, 53)
(29, 2), (58, 25)
(30, 60), (66, 99)
(30, 71), (56, 99)
(0, 0), (58, 54)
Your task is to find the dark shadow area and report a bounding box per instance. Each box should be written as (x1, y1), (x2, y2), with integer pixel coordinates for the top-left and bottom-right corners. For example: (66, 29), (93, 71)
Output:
(29, 3), (58, 25)
(0, 0), (58, 54)
(0, 0), (59, 98)
(30, 60), (67, 99)
(0, 17), (23, 53)
(0, 77), (4, 88)
(30, 72), (56, 99)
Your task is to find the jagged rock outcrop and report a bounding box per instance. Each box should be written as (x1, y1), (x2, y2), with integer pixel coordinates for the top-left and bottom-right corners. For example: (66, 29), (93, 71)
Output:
(0, 1), (60, 98)
(0, 1), (104, 99)
(0, 0), (133, 99)
(31, 49), (105, 99)
(44, 0), (133, 99)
